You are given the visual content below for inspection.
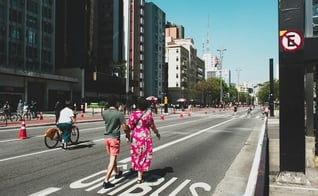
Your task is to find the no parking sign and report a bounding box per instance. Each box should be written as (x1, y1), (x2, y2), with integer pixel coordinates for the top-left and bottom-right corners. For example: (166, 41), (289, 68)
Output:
(280, 30), (303, 52)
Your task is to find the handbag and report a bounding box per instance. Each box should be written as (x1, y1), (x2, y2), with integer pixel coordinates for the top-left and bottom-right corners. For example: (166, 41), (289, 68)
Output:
(129, 111), (146, 142)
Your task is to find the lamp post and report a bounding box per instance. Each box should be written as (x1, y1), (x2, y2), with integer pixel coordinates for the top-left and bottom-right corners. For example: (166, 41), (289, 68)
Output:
(217, 48), (226, 105)
(235, 68), (242, 104)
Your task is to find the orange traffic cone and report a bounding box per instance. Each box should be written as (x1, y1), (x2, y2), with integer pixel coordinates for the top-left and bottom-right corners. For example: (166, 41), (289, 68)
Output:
(18, 121), (28, 139)
(39, 112), (43, 120)
(160, 114), (165, 120)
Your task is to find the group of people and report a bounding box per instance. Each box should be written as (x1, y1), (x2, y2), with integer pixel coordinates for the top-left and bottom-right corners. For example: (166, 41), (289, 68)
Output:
(2, 99), (38, 120)
(52, 96), (160, 187)
(101, 96), (160, 188)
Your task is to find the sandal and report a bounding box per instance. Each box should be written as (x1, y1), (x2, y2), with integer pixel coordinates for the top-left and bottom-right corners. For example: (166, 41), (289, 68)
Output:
(137, 179), (144, 184)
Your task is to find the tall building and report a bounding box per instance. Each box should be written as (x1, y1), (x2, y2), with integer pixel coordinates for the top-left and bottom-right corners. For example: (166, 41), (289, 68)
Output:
(125, 0), (144, 97)
(165, 22), (184, 39)
(144, 2), (166, 99)
(0, 0), (77, 109)
(166, 35), (204, 103)
(55, 0), (125, 107)
(0, 0), (125, 110)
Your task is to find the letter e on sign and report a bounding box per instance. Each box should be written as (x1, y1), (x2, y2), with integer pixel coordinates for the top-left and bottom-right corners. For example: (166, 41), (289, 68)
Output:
(280, 30), (303, 52)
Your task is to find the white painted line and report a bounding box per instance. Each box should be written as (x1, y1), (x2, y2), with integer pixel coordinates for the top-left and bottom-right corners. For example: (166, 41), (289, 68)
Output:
(119, 118), (235, 164)
(0, 117), (234, 163)
(28, 187), (61, 196)
(244, 118), (267, 196)
(270, 184), (318, 192)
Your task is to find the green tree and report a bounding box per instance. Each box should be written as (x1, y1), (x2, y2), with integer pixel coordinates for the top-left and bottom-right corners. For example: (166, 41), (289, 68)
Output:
(256, 80), (279, 104)
(113, 61), (126, 78)
(194, 78), (229, 106)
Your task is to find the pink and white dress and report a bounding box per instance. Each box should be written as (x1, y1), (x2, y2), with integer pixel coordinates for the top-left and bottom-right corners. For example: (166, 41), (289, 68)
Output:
(128, 110), (154, 172)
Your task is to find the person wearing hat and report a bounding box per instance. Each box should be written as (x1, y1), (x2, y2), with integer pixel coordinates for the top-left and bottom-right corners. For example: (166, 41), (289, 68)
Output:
(57, 100), (75, 150)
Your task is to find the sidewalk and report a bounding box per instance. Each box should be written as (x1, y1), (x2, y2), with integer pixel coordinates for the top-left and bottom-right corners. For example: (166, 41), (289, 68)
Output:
(0, 111), (103, 128)
(268, 112), (318, 195)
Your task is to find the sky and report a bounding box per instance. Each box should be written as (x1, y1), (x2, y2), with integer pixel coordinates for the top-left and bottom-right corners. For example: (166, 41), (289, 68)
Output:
(149, 0), (278, 86)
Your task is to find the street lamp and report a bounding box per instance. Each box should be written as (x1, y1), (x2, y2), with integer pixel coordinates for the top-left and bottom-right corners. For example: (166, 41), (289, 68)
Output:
(217, 48), (226, 105)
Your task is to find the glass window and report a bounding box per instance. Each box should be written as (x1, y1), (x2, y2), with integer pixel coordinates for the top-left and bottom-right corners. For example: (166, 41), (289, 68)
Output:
(313, 0), (318, 36)
(26, 29), (37, 44)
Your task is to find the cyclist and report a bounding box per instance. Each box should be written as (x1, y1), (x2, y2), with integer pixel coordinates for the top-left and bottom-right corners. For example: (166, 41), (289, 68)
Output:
(16, 99), (24, 120)
(3, 101), (11, 117)
(57, 100), (75, 150)
(22, 101), (29, 119)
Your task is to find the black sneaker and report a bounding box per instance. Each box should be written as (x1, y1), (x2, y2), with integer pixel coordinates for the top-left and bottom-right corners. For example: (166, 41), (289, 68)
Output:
(115, 171), (123, 179)
(103, 181), (114, 189)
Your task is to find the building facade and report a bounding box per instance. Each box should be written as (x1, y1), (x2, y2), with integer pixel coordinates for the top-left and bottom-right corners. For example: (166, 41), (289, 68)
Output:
(144, 2), (166, 100)
(0, 0), (79, 110)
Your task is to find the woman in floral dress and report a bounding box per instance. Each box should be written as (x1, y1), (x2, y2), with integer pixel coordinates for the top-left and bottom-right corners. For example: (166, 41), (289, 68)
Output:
(127, 97), (160, 183)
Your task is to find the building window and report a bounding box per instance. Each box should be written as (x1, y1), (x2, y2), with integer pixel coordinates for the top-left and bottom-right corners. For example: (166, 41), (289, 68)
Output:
(10, 26), (21, 40)
(27, 29), (37, 45)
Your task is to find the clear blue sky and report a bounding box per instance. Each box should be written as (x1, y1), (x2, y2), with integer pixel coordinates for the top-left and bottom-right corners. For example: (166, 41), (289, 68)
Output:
(149, 0), (278, 86)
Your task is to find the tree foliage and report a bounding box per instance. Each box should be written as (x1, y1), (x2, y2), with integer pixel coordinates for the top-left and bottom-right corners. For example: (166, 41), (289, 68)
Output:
(256, 80), (279, 104)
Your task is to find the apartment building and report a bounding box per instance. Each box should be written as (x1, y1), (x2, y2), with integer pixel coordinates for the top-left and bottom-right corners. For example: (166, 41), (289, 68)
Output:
(144, 2), (166, 100)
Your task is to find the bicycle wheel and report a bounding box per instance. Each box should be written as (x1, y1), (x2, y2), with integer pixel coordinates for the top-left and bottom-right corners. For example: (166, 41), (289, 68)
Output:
(70, 126), (79, 144)
(0, 113), (7, 126)
(10, 113), (18, 121)
(25, 113), (31, 121)
(44, 128), (60, 148)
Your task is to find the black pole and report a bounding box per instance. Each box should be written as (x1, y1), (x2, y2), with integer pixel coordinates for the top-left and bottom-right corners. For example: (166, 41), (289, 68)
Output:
(269, 58), (274, 117)
(279, 0), (305, 172)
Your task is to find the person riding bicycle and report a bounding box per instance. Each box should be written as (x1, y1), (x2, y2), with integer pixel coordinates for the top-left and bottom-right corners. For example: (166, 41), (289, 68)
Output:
(3, 101), (11, 117)
(57, 100), (75, 150)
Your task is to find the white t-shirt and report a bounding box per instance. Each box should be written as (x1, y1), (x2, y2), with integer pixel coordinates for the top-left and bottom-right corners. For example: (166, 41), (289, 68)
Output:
(58, 107), (74, 124)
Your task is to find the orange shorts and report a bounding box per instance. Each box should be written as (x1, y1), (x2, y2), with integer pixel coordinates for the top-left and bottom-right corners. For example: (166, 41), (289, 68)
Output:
(104, 138), (120, 156)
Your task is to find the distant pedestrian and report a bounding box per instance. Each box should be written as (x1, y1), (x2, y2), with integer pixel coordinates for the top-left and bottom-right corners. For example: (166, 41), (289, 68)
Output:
(264, 106), (269, 117)
(101, 96), (130, 189)
(17, 99), (23, 120)
(30, 100), (38, 118)
(127, 96), (160, 184)
(54, 101), (63, 124)
(3, 101), (11, 116)
(22, 101), (29, 118)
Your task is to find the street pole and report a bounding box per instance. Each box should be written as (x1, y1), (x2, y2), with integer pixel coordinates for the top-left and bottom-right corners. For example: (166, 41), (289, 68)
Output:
(217, 49), (226, 105)
(235, 68), (242, 104)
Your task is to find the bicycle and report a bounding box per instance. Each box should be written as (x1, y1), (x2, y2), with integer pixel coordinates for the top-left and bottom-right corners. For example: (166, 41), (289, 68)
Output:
(44, 125), (79, 149)
(0, 111), (7, 126)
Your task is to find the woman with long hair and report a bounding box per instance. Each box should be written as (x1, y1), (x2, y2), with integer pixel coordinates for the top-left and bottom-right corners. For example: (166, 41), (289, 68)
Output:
(127, 97), (160, 183)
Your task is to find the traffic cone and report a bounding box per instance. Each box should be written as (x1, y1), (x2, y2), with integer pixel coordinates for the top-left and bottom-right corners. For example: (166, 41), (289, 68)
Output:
(18, 121), (28, 139)
(160, 114), (164, 120)
(81, 113), (84, 118)
(180, 112), (183, 118)
(39, 112), (43, 120)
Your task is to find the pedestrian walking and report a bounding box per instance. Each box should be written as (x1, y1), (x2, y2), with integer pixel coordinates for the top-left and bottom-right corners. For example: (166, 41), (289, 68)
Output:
(54, 100), (62, 124)
(30, 100), (38, 118)
(127, 96), (160, 184)
(101, 96), (130, 189)
(57, 100), (75, 150)
(17, 99), (23, 120)
(3, 101), (11, 116)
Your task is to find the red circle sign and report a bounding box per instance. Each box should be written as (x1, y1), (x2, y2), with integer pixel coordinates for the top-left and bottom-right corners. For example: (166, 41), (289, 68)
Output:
(280, 30), (303, 52)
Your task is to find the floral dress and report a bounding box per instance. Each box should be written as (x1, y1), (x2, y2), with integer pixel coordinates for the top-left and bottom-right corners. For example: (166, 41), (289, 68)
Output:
(128, 110), (154, 172)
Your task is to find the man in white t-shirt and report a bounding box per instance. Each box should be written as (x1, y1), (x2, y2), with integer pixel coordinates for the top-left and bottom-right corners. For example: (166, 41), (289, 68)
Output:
(57, 100), (75, 150)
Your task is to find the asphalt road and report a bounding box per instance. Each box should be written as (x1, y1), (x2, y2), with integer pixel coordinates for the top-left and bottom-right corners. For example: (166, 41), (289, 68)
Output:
(0, 109), (264, 196)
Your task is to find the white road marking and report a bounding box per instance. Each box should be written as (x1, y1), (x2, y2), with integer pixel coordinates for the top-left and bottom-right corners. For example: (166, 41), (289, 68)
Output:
(28, 187), (61, 196)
